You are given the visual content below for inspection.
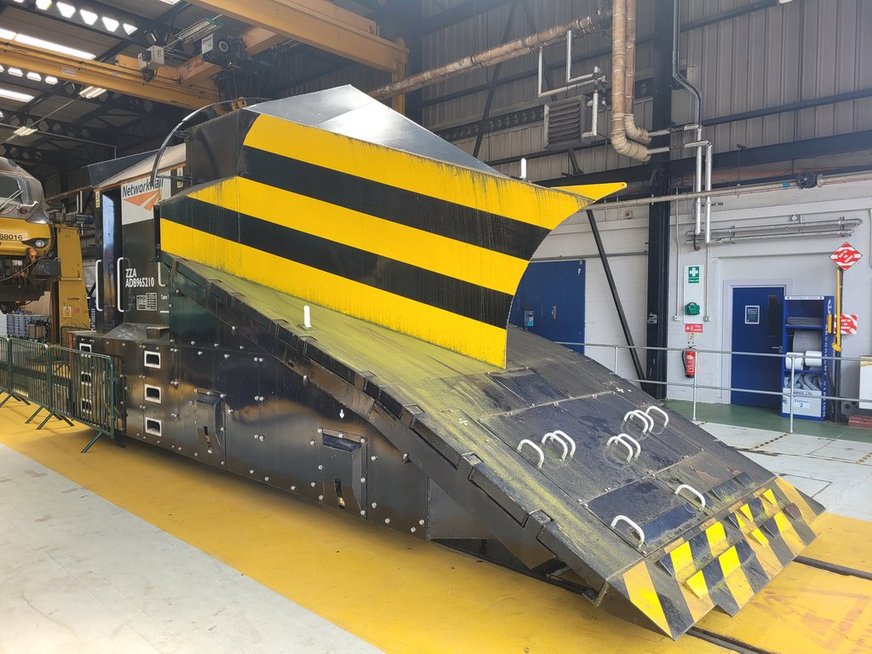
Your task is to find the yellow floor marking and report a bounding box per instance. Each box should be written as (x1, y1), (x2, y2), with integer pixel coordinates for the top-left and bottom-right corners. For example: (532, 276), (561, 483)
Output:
(802, 512), (872, 574)
(698, 562), (872, 654)
(0, 406), (722, 654)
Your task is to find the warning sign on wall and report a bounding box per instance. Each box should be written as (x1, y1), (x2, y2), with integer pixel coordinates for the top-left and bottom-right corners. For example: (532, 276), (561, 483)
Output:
(685, 323), (704, 333)
(831, 242), (863, 271)
(841, 313), (859, 335)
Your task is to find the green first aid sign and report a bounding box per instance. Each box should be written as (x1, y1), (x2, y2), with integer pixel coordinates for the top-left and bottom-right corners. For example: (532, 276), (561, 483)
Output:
(687, 265), (701, 284)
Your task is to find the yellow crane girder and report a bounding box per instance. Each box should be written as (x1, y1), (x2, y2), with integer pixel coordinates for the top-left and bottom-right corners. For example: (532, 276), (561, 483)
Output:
(185, 0), (407, 74)
(0, 38), (219, 109)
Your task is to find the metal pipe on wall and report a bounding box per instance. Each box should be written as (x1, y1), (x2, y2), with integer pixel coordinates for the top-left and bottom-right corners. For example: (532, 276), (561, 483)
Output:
(672, 0), (707, 237)
(704, 142), (713, 243)
(610, 0), (651, 161)
(369, 11), (609, 100)
(592, 171), (872, 210)
(623, 0), (652, 144)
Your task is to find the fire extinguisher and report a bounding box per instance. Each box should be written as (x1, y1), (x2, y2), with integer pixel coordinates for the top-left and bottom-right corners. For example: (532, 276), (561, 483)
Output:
(682, 348), (696, 378)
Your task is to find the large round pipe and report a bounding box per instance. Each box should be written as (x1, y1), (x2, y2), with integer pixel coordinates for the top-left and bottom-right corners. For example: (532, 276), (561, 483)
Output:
(623, 0), (652, 144)
(610, 0), (650, 161)
(370, 13), (608, 100)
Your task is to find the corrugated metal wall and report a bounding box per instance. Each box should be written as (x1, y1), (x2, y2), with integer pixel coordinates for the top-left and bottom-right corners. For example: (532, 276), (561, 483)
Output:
(419, 0), (872, 181)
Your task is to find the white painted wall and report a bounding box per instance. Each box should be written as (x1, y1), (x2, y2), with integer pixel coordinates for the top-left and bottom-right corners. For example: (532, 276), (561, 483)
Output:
(532, 179), (872, 405)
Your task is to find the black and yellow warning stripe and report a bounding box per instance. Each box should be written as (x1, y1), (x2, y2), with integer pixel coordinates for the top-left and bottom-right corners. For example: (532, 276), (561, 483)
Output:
(161, 111), (624, 366)
(613, 479), (823, 638)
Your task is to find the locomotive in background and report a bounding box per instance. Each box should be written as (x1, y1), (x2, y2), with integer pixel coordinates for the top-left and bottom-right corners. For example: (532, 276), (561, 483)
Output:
(0, 157), (60, 313)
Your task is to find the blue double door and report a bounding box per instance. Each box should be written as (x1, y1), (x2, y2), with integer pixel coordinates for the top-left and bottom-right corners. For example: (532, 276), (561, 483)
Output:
(731, 286), (784, 408)
(509, 260), (585, 353)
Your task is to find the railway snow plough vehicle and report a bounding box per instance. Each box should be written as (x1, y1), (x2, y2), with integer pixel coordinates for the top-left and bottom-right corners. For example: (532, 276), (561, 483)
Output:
(77, 86), (822, 638)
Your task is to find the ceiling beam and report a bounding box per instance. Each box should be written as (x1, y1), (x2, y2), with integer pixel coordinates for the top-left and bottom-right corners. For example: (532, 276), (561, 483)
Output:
(0, 37), (219, 109)
(185, 0), (407, 73)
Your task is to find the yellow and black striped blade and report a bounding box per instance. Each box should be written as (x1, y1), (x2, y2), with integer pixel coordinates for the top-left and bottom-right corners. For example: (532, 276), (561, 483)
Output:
(160, 105), (624, 367)
(609, 477), (824, 638)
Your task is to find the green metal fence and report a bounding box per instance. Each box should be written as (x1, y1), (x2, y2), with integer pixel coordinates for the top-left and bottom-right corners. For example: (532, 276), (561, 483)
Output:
(0, 336), (119, 452)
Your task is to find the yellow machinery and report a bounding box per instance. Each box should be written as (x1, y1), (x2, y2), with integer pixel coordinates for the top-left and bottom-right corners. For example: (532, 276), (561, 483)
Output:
(0, 157), (58, 312)
(0, 157), (89, 341)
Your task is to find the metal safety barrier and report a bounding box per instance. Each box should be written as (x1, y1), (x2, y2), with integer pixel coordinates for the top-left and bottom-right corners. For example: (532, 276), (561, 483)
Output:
(572, 340), (872, 434)
(0, 336), (120, 452)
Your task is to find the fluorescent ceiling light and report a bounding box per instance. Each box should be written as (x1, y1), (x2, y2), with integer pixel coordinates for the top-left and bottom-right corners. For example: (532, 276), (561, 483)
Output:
(79, 9), (98, 25)
(56, 1), (76, 18)
(101, 16), (119, 32)
(44, 76), (58, 84)
(35, 0), (52, 9)
(79, 85), (106, 99)
(0, 87), (35, 102)
(7, 67), (23, 77)
(0, 28), (15, 39)
(0, 66), (4, 73)
(122, 23), (137, 35)
(14, 33), (95, 59)
(157, 0), (181, 4)
(26, 71), (41, 81)
(12, 125), (37, 137)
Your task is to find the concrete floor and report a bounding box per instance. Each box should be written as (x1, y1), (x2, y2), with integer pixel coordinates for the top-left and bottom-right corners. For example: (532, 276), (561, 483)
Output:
(0, 403), (870, 653)
(0, 443), (379, 654)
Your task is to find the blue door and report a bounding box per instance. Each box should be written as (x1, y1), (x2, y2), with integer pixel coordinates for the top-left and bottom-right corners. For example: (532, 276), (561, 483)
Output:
(731, 286), (784, 408)
(509, 260), (585, 353)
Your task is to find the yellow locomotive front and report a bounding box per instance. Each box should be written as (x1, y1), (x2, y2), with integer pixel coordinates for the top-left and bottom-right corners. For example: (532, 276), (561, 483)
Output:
(0, 158), (59, 312)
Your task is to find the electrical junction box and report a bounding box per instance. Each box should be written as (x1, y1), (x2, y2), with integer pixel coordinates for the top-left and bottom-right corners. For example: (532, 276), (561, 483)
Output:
(137, 46), (165, 71)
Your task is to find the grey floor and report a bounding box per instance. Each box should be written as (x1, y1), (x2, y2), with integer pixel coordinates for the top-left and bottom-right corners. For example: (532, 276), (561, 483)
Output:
(699, 421), (872, 521)
(0, 443), (380, 654)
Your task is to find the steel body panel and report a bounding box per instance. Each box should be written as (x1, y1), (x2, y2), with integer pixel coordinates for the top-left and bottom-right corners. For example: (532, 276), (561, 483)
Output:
(78, 247), (824, 638)
(92, 256), (816, 638)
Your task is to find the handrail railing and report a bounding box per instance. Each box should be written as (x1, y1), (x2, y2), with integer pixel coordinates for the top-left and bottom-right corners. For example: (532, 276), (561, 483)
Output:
(571, 340), (872, 434)
(0, 336), (120, 452)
